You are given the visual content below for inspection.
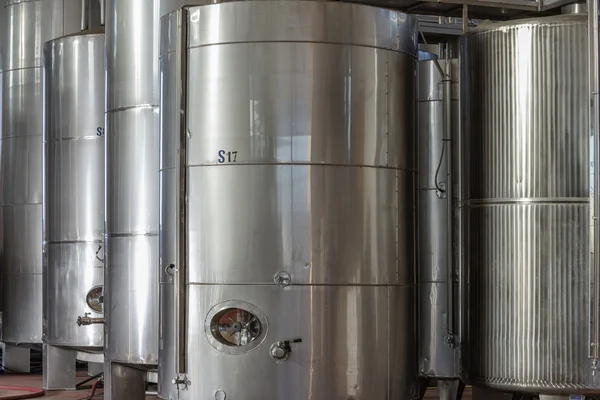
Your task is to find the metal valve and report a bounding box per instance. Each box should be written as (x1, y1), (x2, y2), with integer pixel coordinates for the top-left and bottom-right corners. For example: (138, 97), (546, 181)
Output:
(269, 338), (302, 362)
(172, 374), (191, 390)
(273, 271), (291, 287)
(76, 312), (105, 326)
(444, 334), (456, 348)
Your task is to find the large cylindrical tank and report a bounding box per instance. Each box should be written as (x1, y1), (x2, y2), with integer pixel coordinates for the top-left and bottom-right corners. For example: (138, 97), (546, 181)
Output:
(42, 30), (105, 353)
(461, 14), (592, 394)
(418, 58), (460, 382)
(104, 0), (194, 396)
(105, 0), (161, 367)
(0, 0), (84, 347)
(159, 3), (418, 399)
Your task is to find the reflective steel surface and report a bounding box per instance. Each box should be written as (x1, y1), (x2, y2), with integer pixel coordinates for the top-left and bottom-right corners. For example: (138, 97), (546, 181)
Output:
(0, 0), (84, 345)
(418, 59), (460, 379)
(104, 0), (192, 365)
(159, 2), (418, 399)
(42, 31), (105, 349)
(461, 15), (596, 393)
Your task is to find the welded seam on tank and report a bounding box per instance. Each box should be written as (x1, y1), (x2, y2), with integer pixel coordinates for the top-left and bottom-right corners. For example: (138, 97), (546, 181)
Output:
(180, 162), (416, 172)
(104, 232), (158, 238)
(1, 66), (41, 74)
(186, 283), (415, 287)
(0, 202), (42, 206)
(44, 240), (103, 245)
(0, 133), (43, 139)
(6, 0), (43, 5)
(177, 41), (418, 58)
(0, 272), (41, 275)
(461, 197), (589, 206)
(105, 104), (157, 114)
(44, 136), (103, 143)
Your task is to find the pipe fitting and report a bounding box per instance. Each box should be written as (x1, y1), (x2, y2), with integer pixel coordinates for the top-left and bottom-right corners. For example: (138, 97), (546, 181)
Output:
(76, 312), (105, 326)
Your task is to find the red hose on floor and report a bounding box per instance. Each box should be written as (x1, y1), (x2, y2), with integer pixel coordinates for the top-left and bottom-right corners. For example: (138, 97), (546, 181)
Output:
(0, 385), (44, 400)
(78, 378), (103, 400)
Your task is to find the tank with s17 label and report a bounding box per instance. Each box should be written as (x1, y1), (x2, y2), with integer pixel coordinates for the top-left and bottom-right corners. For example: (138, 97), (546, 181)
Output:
(461, 12), (596, 396)
(158, 2), (419, 399)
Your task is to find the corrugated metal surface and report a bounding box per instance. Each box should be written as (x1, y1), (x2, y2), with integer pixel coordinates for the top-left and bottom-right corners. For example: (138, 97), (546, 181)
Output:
(460, 15), (595, 393)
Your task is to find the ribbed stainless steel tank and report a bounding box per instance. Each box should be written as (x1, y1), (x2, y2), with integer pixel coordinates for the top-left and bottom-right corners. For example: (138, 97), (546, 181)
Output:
(0, 0), (84, 371)
(417, 58), (462, 398)
(461, 14), (593, 395)
(41, 29), (105, 390)
(159, 3), (418, 399)
(104, 0), (191, 397)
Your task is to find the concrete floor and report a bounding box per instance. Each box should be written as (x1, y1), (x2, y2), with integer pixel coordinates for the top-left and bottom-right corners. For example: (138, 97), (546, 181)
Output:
(0, 373), (473, 399)
(0, 371), (158, 399)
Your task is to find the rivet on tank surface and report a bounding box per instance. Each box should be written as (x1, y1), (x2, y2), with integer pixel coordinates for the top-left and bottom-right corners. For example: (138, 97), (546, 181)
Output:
(215, 389), (226, 400)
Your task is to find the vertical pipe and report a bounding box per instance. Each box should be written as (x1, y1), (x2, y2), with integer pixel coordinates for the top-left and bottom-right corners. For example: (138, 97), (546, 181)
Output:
(174, 7), (188, 376)
(81, 0), (89, 31)
(444, 61), (454, 338)
(589, 0), (600, 362)
(100, 0), (105, 26)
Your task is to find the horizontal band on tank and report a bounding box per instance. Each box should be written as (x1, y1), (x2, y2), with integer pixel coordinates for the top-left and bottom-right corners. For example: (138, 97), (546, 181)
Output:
(43, 136), (103, 144)
(1, 133), (42, 140)
(6, 0), (42, 6)
(418, 187), (449, 192)
(104, 232), (158, 238)
(43, 239), (103, 245)
(167, 40), (419, 57)
(0, 272), (41, 276)
(0, 202), (42, 206)
(461, 197), (589, 207)
(105, 104), (158, 114)
(162, 162), (416, 173)
(0, 65), (40, 74)
(184, 282), (416, 287)
(418, 99), (454, 103)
